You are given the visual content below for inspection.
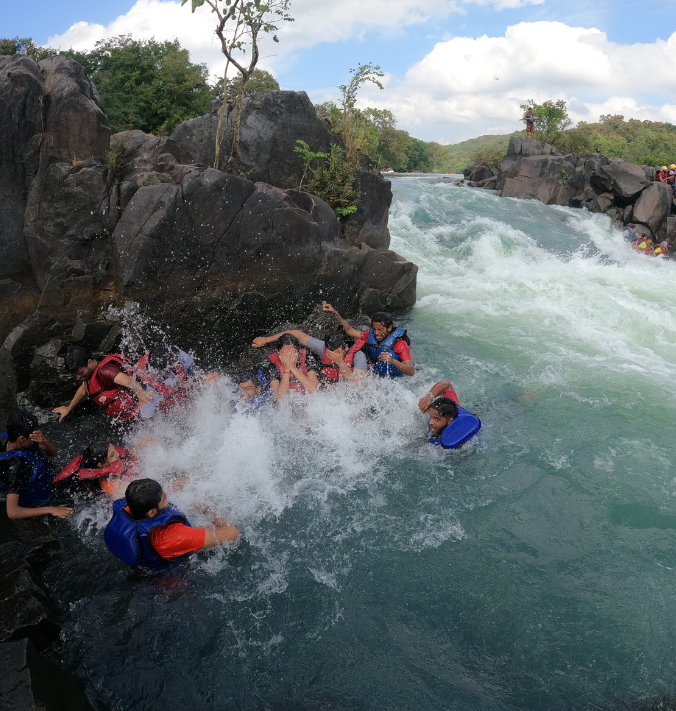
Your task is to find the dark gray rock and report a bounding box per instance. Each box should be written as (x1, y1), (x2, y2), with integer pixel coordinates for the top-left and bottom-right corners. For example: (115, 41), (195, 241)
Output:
(463, 162), (494, 182)
(0, 639), (95, 711)
(110, 130), (180, 176)
(589, 162), (648, 199)
(633, 182), (673, 232)
(343, 170), (392, 250)
(114, 167), (416, 356)
(500, 155), (580, 205)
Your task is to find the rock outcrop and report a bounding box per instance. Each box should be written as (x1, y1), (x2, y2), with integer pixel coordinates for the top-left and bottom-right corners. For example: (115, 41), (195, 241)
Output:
(467, 135), (676, 247)
(0, 512), (95, 710)
(0, 55), (416, 419)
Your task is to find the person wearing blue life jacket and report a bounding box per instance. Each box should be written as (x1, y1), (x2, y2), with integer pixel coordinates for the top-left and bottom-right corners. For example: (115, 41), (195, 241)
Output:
(322, 304), (414, 377)
(104, 478), (239, 568)
(418, 379), (481, 449)
(0, 410), (72, 519)
(236, 367), (274, 409)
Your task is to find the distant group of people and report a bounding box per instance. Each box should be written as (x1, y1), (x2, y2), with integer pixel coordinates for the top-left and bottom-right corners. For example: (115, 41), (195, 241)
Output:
(1, 303), (481, 571)
(656, 165), (676, 186)
(625, 225), (669, 257)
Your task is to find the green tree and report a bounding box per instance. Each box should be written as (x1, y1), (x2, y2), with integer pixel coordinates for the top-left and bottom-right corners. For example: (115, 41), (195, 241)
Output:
(222, 68), (279, 99)
(0, 36), (54, 61)
(520, 100), (571, 144)
(184, 0), (294, 171)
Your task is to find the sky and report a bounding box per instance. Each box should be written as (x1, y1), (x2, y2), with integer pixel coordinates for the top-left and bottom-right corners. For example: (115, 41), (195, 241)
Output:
(5, 0), (676, 143)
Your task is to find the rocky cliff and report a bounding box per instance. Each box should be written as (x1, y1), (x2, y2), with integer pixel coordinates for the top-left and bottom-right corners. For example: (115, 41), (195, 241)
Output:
(462, 136), (676, 246)
(0, 56), (416, 419)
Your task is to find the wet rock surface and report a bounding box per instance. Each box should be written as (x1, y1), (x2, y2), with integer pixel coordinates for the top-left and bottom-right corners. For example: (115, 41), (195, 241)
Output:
(0, 56), (416, 420)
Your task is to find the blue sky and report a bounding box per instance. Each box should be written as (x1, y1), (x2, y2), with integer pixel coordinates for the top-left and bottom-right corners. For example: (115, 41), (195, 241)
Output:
(6, 0), (676, 143)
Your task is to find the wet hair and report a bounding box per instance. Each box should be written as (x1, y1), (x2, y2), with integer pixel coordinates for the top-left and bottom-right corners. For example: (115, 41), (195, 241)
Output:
(275, 333), (301, 351)
(371, 312), (394, 329)
(81, 440), (111, 468)
(148, 344), (177, 371)
(5, 410), (38, 443)
(430, 397), (458, 421)
(125, 478), (163, 520)
(238, 367), (265, 388)
(65, 345), (93, 373)
(325, 330), (347, 351)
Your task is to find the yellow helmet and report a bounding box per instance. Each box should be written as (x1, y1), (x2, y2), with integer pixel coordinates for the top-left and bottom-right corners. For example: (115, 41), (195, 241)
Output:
(670, 164), (676, 169)
(662, 166), (668, 171)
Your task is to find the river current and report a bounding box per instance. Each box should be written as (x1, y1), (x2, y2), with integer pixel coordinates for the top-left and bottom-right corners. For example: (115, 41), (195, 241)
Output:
(45, 176), (676, 710)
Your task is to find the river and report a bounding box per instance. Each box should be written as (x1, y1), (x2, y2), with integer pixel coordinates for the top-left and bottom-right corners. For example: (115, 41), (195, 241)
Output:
(45, 175), (676, 710)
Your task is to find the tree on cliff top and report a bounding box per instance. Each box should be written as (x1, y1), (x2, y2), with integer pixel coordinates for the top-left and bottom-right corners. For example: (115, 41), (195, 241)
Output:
(183, 0), (293, 171)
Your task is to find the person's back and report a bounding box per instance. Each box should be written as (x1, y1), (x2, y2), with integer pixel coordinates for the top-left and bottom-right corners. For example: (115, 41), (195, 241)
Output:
(104, 479), (238, 568)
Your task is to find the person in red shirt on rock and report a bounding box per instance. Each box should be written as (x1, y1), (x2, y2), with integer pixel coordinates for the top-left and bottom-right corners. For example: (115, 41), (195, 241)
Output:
(322, 304), (414, 377)
(104, 478), (239, 568)
(53, 346), (153, 423)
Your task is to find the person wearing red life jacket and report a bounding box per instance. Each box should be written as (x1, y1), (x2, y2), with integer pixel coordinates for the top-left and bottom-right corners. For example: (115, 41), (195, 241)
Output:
(54, 440), (140, 498)
(104, 478), (239, 568)
(252, 329), (367, 384)
(264, 334), (319, 400)
(657, 167), (669, 184)
(322, 304), (415, 377)
(52, 345), (155, 424)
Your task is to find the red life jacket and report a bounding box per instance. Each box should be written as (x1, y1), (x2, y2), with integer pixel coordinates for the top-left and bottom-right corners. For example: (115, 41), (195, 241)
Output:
(54, 446), (137, 483)
(85, 355), (140, 421)
(268, 349), (309, 392)
(134, 350), (192, 413)
(319, 340), (365, 384)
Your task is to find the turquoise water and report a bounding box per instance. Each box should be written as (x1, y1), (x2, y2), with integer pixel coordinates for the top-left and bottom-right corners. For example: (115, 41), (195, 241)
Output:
(48, 176), (676, 709)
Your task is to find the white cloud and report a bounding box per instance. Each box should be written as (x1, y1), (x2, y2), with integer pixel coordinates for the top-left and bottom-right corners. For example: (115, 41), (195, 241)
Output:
(47, 0), (546, 78)
(351, 21), (676, 142)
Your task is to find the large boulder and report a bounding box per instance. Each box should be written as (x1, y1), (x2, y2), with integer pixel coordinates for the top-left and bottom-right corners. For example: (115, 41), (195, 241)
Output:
(500, 154), (581, 206)
(632, 182), (673, 232)
(463, 162), (494, 182)
(343, 169), (392, 250)
(114, 167), (416, 356)
(589, 162), (649, 199)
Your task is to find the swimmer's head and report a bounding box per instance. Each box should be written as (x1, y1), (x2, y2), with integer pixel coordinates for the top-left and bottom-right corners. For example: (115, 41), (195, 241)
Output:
(428, 397), (458, 436)
(325, 330), (349, 355)
(238, 368), (265, 401)
(125, 478), (166, 520)
(371, 312), (394, 341)
(82, 441), (120, 468)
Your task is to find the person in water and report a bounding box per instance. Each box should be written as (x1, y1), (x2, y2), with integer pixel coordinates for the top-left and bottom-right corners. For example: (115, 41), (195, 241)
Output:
(322, 304), (414, 377)
(265, 334), (319, 399)
(655, 241), (669, 256)
(104, 478), (239, 568)
(252, 328), (367, 384)
(0, 410), (72, 519)
(53, 346), (154, 423)
(524, 108), (536, 138)
(237, 367), (274, 407)
(625, 225), (638, 242)
(418, 379), (480, 447)
(54, 440), (140, 498)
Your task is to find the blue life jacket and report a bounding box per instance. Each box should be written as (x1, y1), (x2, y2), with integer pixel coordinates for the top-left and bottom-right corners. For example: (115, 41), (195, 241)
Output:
(249, 368), (274, 409)
(104, 497), (193, 568)
(428, 407), (482, 449)
(0, 446), (54, 507)
(366, 327), (408, 378)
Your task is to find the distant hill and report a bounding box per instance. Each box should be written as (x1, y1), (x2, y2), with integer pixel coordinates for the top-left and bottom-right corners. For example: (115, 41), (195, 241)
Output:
(440, 132), (522, 174)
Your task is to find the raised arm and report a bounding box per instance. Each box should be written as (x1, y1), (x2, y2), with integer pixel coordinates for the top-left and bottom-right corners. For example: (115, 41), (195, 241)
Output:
(418, 379), (452, 413)
(30, 430), (57, 457)
(52, 381), (87, 422)
(113, 372), (153, 406)
(252, 330), (310, 348)
(322, 304), (362, 340)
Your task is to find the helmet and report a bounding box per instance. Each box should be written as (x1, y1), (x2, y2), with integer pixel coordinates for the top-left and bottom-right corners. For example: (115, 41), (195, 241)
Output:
(661, 166), (668, 171)
(670, 164), (676, 170)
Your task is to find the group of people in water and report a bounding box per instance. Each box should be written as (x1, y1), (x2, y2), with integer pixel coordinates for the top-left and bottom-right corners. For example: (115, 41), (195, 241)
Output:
(0, 303), (481, 570)
(625, 225), (669, 257)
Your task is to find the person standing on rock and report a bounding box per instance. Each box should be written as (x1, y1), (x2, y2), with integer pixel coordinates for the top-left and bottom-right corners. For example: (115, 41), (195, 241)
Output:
(53, 346), (155, 424)
(0, 410), (72, 520)
(322, 304), (415, 377)
(523, 108), (536, 138)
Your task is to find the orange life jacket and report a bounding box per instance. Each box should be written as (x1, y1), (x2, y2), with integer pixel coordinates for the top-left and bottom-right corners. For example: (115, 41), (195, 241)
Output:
(268, 349), (309, 392)
(319, 340), (365, 384)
